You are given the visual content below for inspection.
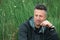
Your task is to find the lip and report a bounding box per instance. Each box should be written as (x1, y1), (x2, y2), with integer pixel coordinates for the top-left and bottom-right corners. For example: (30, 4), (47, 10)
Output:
(36, 21), (40, 23)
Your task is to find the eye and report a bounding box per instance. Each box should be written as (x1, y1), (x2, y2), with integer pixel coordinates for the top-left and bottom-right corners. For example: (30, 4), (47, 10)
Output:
(35, 15), (38, 17)
(39, 15), (43, 17)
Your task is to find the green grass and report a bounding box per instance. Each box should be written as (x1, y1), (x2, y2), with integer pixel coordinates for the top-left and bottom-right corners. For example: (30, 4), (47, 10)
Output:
(0, 0), (60, 40)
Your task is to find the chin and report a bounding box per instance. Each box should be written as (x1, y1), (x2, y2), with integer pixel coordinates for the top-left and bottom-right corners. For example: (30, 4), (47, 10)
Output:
(36, 23), (40, 26)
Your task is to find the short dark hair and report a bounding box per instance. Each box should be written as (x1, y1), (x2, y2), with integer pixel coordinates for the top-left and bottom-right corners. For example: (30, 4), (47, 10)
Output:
(34, 4), (47, 11)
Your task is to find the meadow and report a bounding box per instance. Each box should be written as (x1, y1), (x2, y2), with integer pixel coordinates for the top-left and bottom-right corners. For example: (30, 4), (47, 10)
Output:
(0, 0), (60, 40)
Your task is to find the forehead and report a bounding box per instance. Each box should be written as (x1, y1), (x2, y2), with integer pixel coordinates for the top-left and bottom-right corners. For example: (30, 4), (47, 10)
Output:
(34, 9), (46, 15)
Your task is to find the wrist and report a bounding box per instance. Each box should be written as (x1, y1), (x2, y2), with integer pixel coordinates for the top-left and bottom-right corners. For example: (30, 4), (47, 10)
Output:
(50, 25), (55, 28)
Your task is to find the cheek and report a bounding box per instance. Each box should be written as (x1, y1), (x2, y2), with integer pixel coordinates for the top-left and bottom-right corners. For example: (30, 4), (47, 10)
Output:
(34, 17), (36, 21)
(34, 15), (37, 20)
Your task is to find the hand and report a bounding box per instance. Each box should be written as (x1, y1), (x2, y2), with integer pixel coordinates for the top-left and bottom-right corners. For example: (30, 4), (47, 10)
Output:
(40, 20), (53, 28)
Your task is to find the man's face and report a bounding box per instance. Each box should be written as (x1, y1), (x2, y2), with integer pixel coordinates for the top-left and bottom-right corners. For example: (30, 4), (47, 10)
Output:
(34, 9), (46, 26)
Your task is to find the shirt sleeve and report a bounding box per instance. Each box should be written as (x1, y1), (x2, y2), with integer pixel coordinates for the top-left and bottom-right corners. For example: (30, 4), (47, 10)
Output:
(47, 28), (59, 40)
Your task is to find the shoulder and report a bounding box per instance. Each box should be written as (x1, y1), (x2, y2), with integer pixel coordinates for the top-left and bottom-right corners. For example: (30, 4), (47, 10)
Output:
(19, 20), (30, 30)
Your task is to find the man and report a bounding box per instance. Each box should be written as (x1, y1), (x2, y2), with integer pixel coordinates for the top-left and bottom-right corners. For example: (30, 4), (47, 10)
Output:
(18, 4), (59, 40)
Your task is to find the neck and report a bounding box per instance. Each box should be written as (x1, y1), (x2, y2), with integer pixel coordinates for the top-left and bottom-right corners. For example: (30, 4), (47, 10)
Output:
(35, 25), (40, 28)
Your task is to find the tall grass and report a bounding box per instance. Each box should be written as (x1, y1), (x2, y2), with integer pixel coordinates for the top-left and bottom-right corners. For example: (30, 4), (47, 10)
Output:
(0, 0), (60, 40)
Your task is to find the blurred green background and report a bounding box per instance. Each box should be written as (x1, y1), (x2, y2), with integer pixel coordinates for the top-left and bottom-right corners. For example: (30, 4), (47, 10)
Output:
(0, 0), (60, 40)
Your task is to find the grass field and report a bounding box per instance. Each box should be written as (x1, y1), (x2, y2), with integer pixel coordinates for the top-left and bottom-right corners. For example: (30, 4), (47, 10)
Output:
(0, 0), (60, 40)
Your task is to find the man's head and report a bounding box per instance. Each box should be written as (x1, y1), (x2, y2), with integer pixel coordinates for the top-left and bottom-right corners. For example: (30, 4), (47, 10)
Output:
(34, 4), (47, 27)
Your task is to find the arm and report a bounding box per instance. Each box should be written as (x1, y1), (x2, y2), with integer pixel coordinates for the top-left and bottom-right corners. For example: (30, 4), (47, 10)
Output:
(18, 24), (27, 40)
(47, 28), (59, 40)
(40, 20), (59, 40)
